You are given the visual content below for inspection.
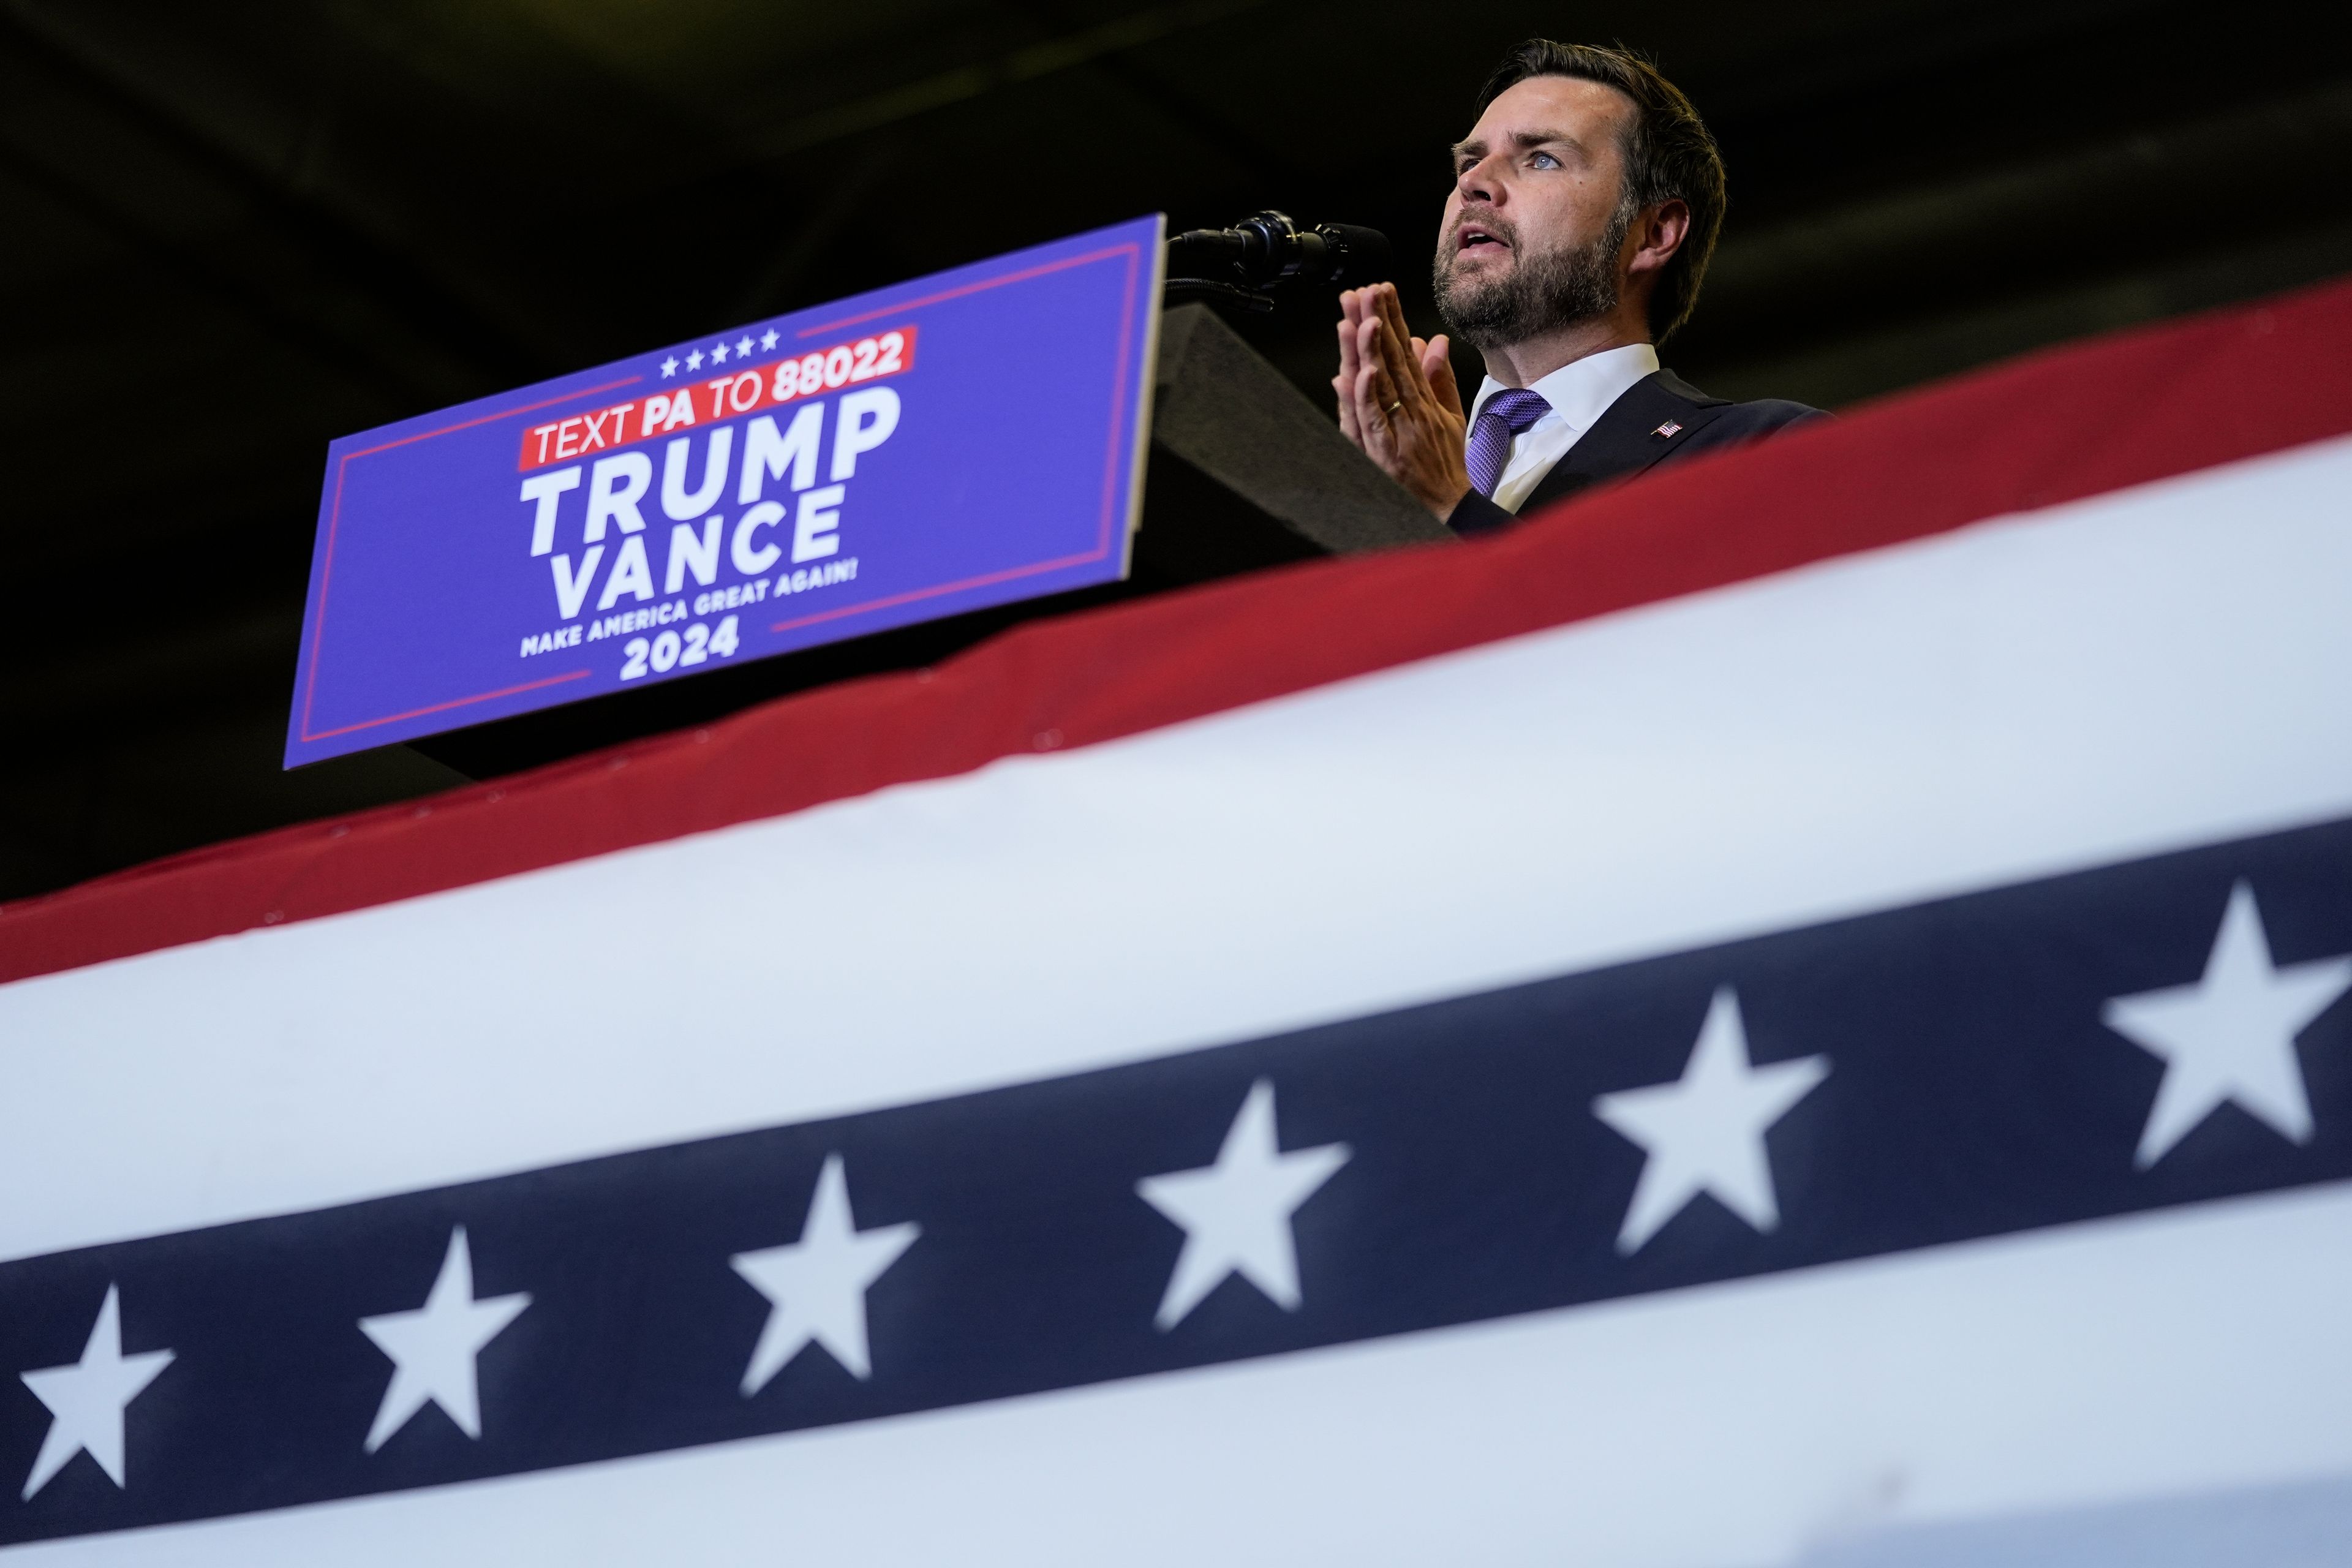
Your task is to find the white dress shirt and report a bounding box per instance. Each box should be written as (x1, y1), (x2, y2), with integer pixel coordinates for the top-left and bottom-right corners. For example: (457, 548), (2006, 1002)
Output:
(1467, 342), (1661, 513)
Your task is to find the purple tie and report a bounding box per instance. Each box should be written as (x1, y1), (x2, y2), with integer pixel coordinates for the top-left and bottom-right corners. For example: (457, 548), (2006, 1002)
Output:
(1464, 388), (1552, 499)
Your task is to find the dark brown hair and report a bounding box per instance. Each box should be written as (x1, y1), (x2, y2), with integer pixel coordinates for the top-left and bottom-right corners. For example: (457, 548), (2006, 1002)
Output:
(1474, 40), (1725, 342)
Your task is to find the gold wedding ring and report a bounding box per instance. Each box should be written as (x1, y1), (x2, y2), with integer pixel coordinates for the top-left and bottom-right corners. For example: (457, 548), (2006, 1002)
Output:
(1383, 399), (1404, 415)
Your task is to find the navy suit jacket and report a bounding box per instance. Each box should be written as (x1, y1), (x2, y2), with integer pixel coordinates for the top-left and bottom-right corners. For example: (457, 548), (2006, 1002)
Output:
(1448, 369), (1823, 536)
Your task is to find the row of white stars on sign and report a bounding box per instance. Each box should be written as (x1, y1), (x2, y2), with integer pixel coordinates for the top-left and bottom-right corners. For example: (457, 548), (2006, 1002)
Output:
(660, 328), (783, 380)
(15, 883), (2349, 1502)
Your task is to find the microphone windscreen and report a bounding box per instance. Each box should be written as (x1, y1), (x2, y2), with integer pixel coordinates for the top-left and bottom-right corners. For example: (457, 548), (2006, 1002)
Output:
(1318, 224), (1392, 284)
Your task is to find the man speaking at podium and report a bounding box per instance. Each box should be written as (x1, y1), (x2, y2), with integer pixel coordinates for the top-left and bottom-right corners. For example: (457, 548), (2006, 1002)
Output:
(1336, 40), (1820, 533)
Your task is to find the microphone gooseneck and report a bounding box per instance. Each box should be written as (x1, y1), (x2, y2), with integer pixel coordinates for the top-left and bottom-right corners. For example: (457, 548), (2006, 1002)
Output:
(1166, 211), (1392, 312)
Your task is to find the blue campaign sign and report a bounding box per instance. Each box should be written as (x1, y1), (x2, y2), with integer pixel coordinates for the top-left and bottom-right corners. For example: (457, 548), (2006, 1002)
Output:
(285, 215), (1164, 766)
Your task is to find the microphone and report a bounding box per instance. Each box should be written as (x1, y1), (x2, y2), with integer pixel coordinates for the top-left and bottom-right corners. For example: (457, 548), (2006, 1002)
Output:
(1166, 211), (1391, 311)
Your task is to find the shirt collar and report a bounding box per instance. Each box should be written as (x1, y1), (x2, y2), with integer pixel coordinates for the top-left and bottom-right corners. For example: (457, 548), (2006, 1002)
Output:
(1470, 342), (1662, 434)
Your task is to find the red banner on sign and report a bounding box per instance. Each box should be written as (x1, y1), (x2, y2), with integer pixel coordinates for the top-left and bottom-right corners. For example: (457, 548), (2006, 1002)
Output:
(518, 325), (919, 472)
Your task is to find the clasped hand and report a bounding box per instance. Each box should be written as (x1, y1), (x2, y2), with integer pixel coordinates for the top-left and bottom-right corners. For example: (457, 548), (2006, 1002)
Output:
(1333, 282), (1471, 523)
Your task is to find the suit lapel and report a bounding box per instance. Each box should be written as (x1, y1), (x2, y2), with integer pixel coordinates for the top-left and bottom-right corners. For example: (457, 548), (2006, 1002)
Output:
(1514, 370), (1727, 513)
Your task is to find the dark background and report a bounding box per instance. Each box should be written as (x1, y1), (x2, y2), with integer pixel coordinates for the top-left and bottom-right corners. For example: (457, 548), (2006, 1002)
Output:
(4, 0), (2348, 903)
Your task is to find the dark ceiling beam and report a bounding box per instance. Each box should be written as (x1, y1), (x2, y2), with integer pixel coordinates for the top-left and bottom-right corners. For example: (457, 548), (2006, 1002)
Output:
(1002, 0), (1306, 193)
(1694, 0), (2158, 121)
(1697, 73), (2352, 364)
(707, 0), (1296, 326)
(0, 130), (447, 413)
(734, 0), (1278, 164)
(0, 2), (552, 402)
(727, 139), (903, 321)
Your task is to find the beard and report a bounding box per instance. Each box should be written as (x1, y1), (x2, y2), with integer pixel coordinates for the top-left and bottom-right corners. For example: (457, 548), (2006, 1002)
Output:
(1431, 205), (1630, 351)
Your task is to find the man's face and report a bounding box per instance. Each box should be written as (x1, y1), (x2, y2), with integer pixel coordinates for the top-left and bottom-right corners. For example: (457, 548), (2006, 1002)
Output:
(1434, 75), (1637, 349)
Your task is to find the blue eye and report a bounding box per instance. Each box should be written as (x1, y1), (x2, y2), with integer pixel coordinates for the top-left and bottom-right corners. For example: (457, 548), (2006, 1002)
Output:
(1531, 152), (1561, 169)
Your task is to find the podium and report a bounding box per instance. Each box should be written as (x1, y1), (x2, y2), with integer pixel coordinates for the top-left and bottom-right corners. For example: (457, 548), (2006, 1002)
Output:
(1137, 304), (1453, 579)
(415, 306), (1451, 778)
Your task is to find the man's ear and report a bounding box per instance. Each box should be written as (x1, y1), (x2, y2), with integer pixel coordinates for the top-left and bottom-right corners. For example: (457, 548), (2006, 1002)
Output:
(1626, 200), (1690, 281)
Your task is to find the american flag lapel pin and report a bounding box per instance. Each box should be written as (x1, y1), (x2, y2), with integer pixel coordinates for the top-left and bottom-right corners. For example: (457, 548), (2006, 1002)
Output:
(1653, 420), (1683, 439)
